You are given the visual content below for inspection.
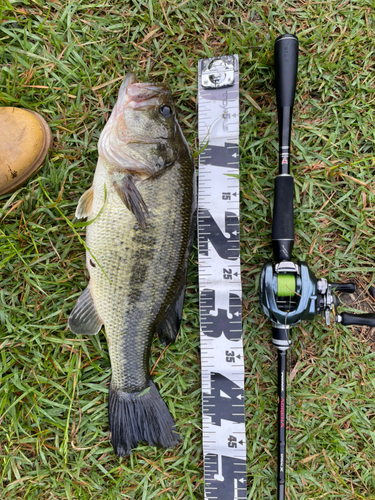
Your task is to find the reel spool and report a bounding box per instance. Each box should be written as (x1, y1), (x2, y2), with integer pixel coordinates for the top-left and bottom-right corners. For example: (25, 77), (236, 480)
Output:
(277, 274), (296, 297)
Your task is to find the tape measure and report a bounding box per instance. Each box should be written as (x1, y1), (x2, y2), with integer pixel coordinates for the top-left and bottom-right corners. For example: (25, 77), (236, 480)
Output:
(198, 55), (247, 500)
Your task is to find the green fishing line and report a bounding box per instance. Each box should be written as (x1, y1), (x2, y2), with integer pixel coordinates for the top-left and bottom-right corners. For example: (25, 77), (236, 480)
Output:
(277, 274), (296, 297)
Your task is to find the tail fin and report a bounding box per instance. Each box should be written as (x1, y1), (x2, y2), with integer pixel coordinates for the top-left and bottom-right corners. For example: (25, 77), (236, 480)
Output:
(108, 380), (180, 457)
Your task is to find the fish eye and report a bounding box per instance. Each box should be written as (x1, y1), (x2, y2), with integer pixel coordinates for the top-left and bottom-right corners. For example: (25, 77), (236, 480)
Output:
(160, 105), (173, 118)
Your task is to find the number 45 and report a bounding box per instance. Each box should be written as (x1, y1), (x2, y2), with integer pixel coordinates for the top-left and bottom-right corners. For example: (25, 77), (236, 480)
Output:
(228, 435), (237, 448)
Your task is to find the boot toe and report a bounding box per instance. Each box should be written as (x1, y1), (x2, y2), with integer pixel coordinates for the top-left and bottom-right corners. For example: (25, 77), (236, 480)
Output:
(0, 107), (52, 196)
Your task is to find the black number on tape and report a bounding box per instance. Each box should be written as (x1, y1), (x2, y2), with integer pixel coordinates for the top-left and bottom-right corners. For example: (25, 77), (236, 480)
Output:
(225, 350), (235, 363)
(205, 454), (247, 500)
(223, 268), (232, 279)
(199, 143), (239, 168)
(198, 209), (240, 261)
(203, 372), (244, 425)
(200, 289), (241, 340)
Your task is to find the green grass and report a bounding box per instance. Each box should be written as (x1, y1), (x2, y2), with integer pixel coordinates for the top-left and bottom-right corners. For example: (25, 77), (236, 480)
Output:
(1, 1), (375, 499)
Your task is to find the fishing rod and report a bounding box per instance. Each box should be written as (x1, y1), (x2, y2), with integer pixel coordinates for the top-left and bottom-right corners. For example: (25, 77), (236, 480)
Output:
(259, 34), (375, 500)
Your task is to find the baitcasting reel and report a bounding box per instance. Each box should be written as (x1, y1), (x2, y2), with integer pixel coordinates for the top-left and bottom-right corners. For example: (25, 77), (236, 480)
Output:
(260, 260), (375, 349)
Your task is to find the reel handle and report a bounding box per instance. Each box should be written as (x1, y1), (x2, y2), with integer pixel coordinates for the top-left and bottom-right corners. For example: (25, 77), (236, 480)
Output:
(340, 312), (375, 327)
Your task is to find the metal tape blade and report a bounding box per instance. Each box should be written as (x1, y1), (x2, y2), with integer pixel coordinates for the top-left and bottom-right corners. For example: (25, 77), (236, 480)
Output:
(197, 55), (247, 500)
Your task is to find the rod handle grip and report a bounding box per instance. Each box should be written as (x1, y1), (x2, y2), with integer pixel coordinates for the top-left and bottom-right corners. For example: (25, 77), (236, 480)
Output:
(272, 175), (294, 261)
(275, 34), (299, 109)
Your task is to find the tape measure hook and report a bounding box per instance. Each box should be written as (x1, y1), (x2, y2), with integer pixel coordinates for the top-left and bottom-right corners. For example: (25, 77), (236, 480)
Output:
(201, 55), (235, 89)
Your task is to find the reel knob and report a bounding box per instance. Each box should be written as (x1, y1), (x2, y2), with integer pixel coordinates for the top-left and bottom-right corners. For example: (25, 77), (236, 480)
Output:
(331, 282), (356, 294)
(338, 313), (375, 327)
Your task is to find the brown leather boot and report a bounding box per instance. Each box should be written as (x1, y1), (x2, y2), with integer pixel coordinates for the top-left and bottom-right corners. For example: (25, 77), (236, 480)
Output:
(0, 107), (52, 195)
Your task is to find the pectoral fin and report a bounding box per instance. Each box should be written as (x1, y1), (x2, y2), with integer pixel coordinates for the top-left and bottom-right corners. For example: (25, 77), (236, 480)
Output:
(75, 186), (94, 219)
(68, 286), (103, 335)
(114, 176), (148, 229)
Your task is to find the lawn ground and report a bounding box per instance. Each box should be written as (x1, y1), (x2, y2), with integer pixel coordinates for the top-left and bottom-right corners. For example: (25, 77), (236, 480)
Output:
(1, 1), (375, 499)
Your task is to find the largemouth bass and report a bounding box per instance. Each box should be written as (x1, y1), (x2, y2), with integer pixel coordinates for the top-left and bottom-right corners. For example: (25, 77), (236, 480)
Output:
(68, 74), (196, 457)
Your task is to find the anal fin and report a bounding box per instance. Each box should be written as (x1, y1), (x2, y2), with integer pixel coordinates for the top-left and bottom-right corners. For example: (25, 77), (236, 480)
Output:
(75, 186), (94, 219)
(114, 175), (148, 229)
(157, 285), (186, 346)
(68, 285), (103, 335)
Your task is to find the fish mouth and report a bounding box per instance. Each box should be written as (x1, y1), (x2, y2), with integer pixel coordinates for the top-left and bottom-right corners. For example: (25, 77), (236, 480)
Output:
(127, 83), (169, 103)
(117, 73), (171, 106)
(116, 73), (137, 103)
(117, 73), (171, 103)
